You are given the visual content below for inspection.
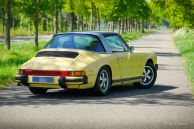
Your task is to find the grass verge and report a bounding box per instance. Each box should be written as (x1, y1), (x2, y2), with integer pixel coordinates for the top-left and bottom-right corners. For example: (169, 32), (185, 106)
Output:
(0, 40), (48, 88)
(174, 31), (194, 95)
(122, 29), (155, 42)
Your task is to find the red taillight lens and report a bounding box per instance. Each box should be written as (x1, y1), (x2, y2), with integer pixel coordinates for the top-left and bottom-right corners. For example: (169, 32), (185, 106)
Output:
(19, 69), (85, 77)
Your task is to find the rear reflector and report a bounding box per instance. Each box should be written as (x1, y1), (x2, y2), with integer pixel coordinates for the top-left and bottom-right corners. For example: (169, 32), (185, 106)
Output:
(19, 69), (86, 77)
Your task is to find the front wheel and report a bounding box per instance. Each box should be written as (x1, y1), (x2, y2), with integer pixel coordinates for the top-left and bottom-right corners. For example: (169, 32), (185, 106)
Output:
(93, 67), (111, 96)
(134, 62), (157, 88)
(29, 87), (48, 94)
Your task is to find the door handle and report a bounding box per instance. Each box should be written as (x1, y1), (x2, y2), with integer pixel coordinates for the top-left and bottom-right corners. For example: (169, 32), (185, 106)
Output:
(117, 57), (122, 60)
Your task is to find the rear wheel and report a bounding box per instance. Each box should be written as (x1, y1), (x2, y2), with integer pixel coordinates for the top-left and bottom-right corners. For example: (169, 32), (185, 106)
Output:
(93, 67), (111, 96)
(134, 62), (157, 88)
(29, 87), (48, 94)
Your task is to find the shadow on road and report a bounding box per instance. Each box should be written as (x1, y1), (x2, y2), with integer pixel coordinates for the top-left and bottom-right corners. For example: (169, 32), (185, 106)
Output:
(158, 64), (183, 71)
(0, 84), (193, 107)
(156, 52), (180, 57)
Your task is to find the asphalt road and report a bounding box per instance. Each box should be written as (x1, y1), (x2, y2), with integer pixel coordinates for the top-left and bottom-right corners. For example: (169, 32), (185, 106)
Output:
(0, 30), (194, 129)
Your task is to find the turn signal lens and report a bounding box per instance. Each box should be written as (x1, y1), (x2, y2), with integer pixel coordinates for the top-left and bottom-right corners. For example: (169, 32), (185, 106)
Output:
(72, 71), (86, 76)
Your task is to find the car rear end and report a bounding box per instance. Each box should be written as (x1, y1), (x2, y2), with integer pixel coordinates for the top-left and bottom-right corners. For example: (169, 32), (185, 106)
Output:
(15, 69), (88, 89)
(15, 49), (89, 89)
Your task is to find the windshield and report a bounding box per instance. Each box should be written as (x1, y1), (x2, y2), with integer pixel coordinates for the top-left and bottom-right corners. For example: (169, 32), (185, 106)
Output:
(44, 34), (105, 52)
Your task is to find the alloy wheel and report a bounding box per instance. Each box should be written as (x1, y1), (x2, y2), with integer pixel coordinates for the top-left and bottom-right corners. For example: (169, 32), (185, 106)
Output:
(140, 66), (154, 86)
(99, 70), (109, 93)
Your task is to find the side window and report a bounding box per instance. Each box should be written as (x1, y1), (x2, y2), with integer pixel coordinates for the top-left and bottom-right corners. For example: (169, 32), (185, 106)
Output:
(117, 36), (129, 50)
(74, 35), (105, 52)
(105, 35), (125, 52)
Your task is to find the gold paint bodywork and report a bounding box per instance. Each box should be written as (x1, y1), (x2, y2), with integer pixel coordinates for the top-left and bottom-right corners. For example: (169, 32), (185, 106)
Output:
(19, 48), (157, 89)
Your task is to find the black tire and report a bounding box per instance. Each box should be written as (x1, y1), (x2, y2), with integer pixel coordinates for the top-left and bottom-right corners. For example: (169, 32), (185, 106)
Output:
(29, 87), (48, 94)
(134, 61), (157, 88)
(93, 67), (111, 96)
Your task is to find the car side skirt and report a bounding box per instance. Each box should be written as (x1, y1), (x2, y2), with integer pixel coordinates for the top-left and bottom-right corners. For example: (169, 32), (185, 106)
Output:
(112, 76), (143, 83)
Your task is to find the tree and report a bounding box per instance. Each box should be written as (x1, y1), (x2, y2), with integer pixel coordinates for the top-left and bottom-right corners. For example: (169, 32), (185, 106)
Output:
(150, 0), (194, 29)
(47, 0), (65, 33)
(65, 0), (76, 31)
(17, 0), (50, 47)
(5, 0), (11, 50)
(34, 0), (39, 47)
(0, 0), (6, 34)
(1, 0), (156, 42)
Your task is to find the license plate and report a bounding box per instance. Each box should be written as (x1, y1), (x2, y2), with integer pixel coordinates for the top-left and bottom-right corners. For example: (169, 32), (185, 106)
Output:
(32, 76), (54, 83)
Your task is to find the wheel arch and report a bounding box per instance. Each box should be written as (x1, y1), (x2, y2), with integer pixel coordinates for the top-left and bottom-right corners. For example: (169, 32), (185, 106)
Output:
(145, 53), (157, 66)
(146, 59), (154, 64)
(100, 64), (112, 84)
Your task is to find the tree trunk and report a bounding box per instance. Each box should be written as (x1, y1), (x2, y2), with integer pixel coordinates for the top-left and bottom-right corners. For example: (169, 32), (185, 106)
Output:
(51, 14), (54, 32)
(20, 15), (23, 28)
(81, 16), (84, 31)
(91, 1), (94, 30)
(97, 8), (100, 30)
(12, 9), (14, 30)
(129, 17), (132, 32)
(118, 19), (121, 34)
(69, 0), (74, 31)
(112, 21), (115, 32)
(69, 12), (74, 31)
(60, 11), (64, 32)
(34, 0), (39, 47)
(135, 18), (139, 31)
(5, 0), (11, 50)
(85, 16), (88, 31)
(138, 19), (141, 31)
(46, 13), (49, 31)
(141, 20), (145, 33)
(29, 18), (32, 31)
(125, 17), (128, 32)
(77, 16), (79, 31)
(145, 19), (148, 29)
(107, 21), (110, 31)
(122, 18), (124, 33)
(1, 8), (5, 33)
(55, 4), (58, 34)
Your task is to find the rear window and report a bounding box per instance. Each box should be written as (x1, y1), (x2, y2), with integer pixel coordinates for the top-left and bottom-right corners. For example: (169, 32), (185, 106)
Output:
(44, 34), (105, 52)
(35, 51), (79, 58)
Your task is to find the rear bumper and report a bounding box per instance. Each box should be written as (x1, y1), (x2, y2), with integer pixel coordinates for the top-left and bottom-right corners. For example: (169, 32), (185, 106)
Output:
(15, 75), (28, 86)
(15, 75), (88, 88)
(58, 76), (88, 88)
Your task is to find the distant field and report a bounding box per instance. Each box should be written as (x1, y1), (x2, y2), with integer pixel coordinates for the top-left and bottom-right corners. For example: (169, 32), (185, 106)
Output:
(0, 30), (154, 87)
(174, 32), (194, 94)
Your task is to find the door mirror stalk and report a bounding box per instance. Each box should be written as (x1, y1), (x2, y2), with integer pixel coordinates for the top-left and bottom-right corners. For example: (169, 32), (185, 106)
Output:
(129, 46), (135, 53)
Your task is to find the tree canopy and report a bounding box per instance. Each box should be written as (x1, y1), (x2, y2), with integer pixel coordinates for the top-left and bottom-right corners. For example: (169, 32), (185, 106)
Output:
(150, 0), (194, 29)
(1, 0), (193, 49)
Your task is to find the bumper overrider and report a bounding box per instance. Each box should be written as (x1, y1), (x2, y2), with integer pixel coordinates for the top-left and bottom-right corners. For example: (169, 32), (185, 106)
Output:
(15, 75), (28, 86)
(15, 75), (88, 88)
(58, 76), (88, 88)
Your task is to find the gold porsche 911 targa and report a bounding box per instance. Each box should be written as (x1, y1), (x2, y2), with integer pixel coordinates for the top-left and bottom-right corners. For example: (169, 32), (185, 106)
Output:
(15, 32), (158, 95)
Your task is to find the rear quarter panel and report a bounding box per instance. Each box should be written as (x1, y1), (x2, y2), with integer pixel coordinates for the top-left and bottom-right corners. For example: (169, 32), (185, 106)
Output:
(69, 51), (121, 88)
(136, 51), (157, 74)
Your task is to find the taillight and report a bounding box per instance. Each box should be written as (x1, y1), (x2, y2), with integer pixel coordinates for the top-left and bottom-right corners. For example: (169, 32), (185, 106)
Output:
(72, 71), (86, 76)
(19, 69), (26, 75)
(19, 69), (86, 77)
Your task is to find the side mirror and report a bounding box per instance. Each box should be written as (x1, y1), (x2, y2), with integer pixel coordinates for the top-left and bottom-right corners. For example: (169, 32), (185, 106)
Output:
(129, 46), (135, 53)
